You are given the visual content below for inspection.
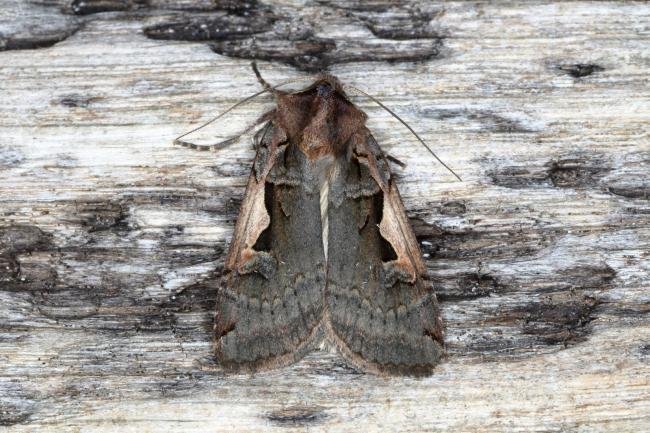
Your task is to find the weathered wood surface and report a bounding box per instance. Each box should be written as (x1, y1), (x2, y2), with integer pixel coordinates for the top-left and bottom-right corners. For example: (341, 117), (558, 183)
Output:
(1, 0), (649, 431)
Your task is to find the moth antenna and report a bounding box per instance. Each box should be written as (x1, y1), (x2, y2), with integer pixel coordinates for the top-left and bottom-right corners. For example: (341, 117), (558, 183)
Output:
(174, 137), (238, 151)
(251, 61), (273, 92)
(173, 87), (269, 147)
(345, 85), (462, 182)
(175, 110), (275, 151)
(174, 74), (304, 148)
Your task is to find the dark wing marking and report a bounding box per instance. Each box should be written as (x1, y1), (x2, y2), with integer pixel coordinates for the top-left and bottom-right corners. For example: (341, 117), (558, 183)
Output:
(324, 130), (444, 376)
(215, 122), (326, 372)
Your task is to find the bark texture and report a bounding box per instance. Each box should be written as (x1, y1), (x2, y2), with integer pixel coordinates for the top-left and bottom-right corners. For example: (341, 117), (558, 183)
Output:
(0, 0), (648, 431)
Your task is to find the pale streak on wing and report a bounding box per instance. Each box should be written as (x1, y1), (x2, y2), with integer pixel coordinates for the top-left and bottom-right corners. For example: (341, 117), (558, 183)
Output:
(320, 178), (329, 261)
(319, 161), (338, 262)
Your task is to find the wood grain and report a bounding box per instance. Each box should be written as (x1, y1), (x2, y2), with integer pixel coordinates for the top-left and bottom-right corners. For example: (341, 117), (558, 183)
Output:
(1, 0), (648, 431)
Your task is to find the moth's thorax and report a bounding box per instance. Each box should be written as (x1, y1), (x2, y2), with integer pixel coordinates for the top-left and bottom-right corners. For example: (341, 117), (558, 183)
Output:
(276, 80), (367, 162)
(299, 88), (339, 160)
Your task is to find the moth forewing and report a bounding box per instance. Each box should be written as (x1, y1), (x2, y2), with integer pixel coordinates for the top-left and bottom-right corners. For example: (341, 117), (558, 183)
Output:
(323, 128), (443, 376)
(214, 120), (326, 372)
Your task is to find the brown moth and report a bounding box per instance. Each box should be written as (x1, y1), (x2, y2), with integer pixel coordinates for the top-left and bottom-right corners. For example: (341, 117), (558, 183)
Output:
(183, 66), (447, 376)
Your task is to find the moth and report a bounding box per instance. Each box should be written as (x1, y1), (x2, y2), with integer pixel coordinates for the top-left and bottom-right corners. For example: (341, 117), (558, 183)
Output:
(176, 64), (459, 376)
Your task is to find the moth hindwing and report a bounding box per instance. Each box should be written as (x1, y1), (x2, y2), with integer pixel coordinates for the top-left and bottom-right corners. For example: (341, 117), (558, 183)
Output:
(213, 76), (444, 376)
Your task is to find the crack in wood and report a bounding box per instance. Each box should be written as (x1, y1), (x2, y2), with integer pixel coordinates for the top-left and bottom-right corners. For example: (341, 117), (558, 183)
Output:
(437, 200), (467, 216)
(413, 219), (565, 261)
(556, 63), (605, 78)
(54, 94), (102, 108)
(265, 406), (328, 426)
(548, 159), (611, 188)
(437, 272), (504, 302)
(516, 294), (601, 345)
(609, 186), (650, 200)
(0, 2), (81, 51)
(448, 291), (607, 358)
(143, 10), (278, 41)
(0, 403), (32, 427)
(347, 3), (445, 40)
(71, 0), (150, 15)
(142, 1), (444, 71)
(423, 108), (539, 133)
(71, 201), (130, 232)
(317, 0), (411, 13)
(486, 155), (613, 189)
(0, 383), (34, 427)
(0, 225), (53, 255)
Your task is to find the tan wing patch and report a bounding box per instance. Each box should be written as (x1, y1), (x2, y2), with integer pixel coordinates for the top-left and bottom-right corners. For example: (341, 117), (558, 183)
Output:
(225, 127), (287, 272)
(378, 182), (426, 283)
(242, 181), (270, 250)
(354, 130), (427, 283)
(225, 175), (271, 272)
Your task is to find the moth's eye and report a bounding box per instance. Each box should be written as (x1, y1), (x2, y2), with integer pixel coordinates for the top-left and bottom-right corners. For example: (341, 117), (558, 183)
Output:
(317, 83), (332, 97)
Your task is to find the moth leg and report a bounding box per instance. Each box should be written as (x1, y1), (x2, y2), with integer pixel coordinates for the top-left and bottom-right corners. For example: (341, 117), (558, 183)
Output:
(384, 153), (406, 169)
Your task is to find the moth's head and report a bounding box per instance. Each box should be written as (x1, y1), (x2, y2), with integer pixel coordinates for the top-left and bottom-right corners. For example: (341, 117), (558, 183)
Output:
(306, 74), (348, 101)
